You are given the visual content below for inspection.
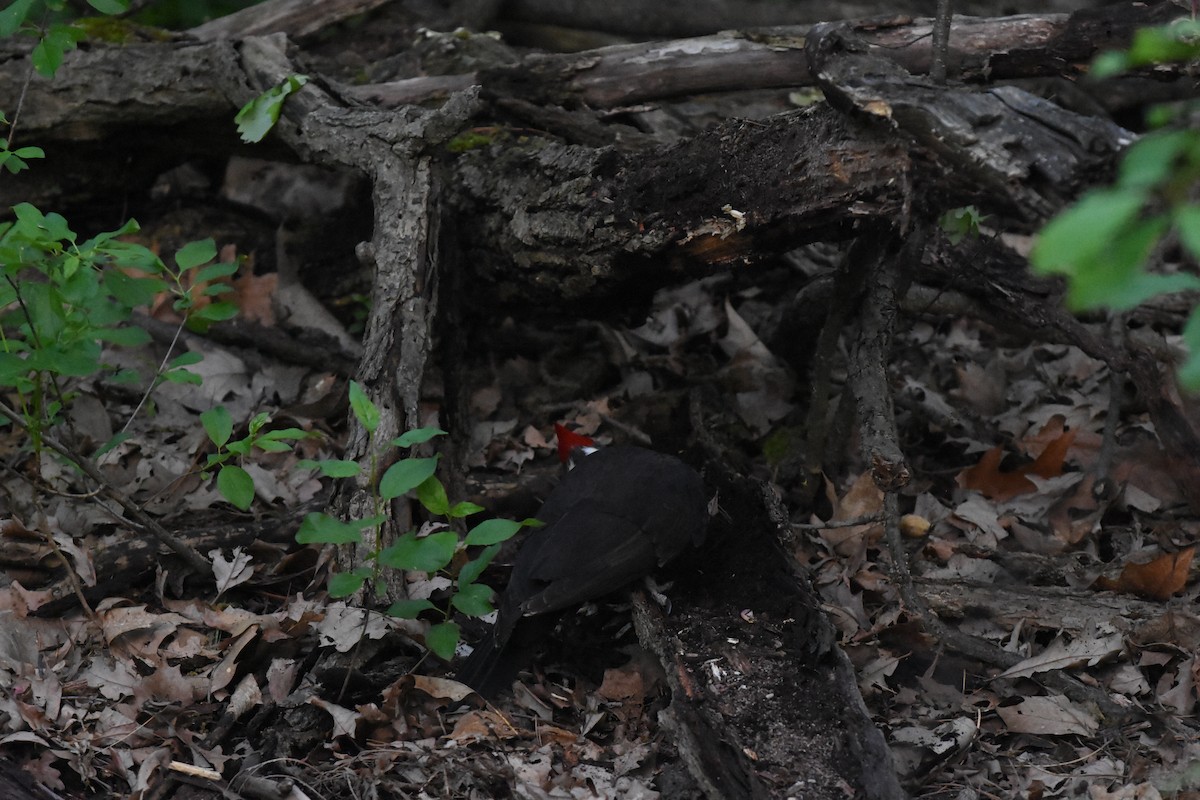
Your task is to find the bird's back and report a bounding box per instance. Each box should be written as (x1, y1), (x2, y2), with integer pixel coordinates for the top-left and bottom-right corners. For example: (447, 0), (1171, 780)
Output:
(505, 446), (707, 618)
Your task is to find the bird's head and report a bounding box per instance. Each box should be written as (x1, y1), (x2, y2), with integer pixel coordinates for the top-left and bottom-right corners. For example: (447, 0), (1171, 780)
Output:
(554, 423), (597, 469)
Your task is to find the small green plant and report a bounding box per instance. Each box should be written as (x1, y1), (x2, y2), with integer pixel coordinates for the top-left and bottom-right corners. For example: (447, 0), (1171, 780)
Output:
(0, 111), (42, 174)
(0, 0), (129, 78)
(939, 205), (987, 244)
(0, 206), (237, 450)
(1031, 18), (1200, 388)
(292, 381), (539, 660)
(199, 406), (310, 510)
(0, 0), (238, 453)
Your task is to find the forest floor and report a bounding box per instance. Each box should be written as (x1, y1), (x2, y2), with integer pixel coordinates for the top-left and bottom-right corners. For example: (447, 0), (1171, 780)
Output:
(3, 209), (1200, 799)
(2, 1), (1200, 798)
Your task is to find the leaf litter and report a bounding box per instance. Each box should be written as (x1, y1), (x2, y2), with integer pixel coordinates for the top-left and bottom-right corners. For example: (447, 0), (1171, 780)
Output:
(2, 228), (1200, 800)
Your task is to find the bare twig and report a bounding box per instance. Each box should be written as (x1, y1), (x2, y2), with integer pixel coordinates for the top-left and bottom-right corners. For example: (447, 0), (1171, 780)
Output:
(793, 513), (885, 531)
(931, 0), (954, 84)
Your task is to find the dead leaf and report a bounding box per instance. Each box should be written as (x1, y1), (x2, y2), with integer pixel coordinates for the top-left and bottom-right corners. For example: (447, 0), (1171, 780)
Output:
(411, 674), (475, 703)
(818, 473), (885, 557)
(1092, 547), (1194, 601)
(229, 269), (276, 326)
(997, 627), (1124, 679)
(1129, 611), (1200, 649)
(449, 709), (518, 742)
(995, 695), (1098, 736)
(309, 697), (361, 739)
(210, 547), (254, 597)
(957, 428), (1077, 502)
(227, 673), (262, 718)
(598, 663), (646, 703)
(210, 626), (258, 694)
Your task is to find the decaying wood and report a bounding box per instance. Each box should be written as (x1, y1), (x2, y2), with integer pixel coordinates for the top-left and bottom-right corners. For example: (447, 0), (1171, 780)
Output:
(500, 0), (1102, 39)
(806, 24), (1133, 221)
(352, 4), (1178, 109)
(915, 575), (1186, 636)
(0, 757), (41, 800)
(189, 0), (399, 41)
(631, 457), (904, 800)
(0, 6), (1149, 313)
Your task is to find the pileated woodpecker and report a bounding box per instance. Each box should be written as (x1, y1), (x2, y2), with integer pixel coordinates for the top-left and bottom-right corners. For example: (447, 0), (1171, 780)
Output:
(456, 425), (708, 696)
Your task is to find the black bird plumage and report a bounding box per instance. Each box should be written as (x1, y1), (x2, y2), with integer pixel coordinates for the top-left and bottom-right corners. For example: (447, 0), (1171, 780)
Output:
(456, 445), (707, 696)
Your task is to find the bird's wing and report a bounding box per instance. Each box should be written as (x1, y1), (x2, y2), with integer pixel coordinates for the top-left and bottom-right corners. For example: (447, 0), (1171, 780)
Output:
(512, 498), (659, 617)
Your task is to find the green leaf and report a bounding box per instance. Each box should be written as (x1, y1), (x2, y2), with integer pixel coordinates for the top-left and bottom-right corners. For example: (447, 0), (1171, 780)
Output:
(1126, 22), (1200, 67)
(168, 351), (204, 368)
(104, 269), (164, 307)
(1089, 49), (1129, 79)
(1175, 204), (1200, 262)
(190, 301), (238, 323)
(451, 582), (495, 617)
(465, 518), (525, 546)
(0, 151), (28, 174)
(425, 621), (460, 661)
(94, 431), (131, 458)
(33, 343), (100, 377)
(458, 543), (500, 586)
(87, 0), (128, 14)
(386, 598), (436, 619)
(1063, 216), (1172, 310)
(295, 512), (385, 545)
(300, 459), (360, 478)
(1180, 311), (1200, 391)
(81, 217), (140, 250)
(95, 325), (150, 347)
(175, 239), (216, 270)
(416, 475), (450, 516)
(348, 380), (379, 433)
(194, 261), (238, 282)
(1119, 131), (1191, 189)
(254, 428), (307, 452)
(1107, 270), (1200, 311)
(377, 530), (457, 572)
(0, 0), (36, 36)
(31, 38), (62, 77)
(31, 24), (84, 78)
(447, 500), (485, 519)
(379, 456), (439, 500)
(393, 427), (448, 447)
(162, 368), (202, 385)
(247, 412), (270, 435)
(1031, 188), (1146, 278)
(13, 202), (73, 242)
(938, 205), (984, 245)
(261, 426), (309, 441)
(328, 569), (369, 598)
(234, 74), (309, 144)
(217, 465), (255, 510)
(200, 406), (233, 447)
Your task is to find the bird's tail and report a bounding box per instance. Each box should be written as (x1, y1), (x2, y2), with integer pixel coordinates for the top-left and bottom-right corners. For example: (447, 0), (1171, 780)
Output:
(455, 614), (555, 699)
(455, 626), (497, 692)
